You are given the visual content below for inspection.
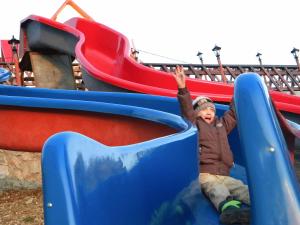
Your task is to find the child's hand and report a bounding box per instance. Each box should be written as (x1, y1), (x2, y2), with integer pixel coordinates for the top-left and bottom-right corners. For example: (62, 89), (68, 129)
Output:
(173, 65), (186, 88)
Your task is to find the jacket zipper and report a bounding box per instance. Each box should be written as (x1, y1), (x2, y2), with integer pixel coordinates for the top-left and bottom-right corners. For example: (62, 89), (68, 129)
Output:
(216, 125), (223, 173)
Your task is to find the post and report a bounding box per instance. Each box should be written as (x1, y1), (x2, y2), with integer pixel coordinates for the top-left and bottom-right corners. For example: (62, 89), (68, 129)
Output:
(8, 36), (22, 86)
(256, 52), (268, 85)
(197, 51), (203, 65)
(212, 45), (226, 83)
(256, 52), (262, 66)
(291, 48), (300, 71)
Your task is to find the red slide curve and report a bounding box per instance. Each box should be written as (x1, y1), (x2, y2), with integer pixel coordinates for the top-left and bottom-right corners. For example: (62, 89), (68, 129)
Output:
(20, 15), (300, 116)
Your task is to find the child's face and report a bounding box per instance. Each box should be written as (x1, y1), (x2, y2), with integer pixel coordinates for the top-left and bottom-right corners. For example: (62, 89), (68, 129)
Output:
(197, 107), (215, 124)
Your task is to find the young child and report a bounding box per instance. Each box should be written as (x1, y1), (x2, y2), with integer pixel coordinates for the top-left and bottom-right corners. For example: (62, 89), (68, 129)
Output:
(173, 66), (250, 224)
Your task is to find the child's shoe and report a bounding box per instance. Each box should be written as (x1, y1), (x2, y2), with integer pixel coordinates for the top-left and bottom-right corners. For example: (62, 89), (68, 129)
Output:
(219, 198), (250, 224)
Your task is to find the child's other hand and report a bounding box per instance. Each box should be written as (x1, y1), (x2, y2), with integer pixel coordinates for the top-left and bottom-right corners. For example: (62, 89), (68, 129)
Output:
(173, 65), (186, 88)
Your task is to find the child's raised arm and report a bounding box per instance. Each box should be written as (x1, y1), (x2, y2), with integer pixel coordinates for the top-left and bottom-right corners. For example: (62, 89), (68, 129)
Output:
(172, 65), (186, 89)
(173, 66), (197, 124)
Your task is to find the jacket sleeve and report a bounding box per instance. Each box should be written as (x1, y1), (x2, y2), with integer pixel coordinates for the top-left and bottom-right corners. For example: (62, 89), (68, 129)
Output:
(222, 98), (237, 134)
(177, 87), (197, 124)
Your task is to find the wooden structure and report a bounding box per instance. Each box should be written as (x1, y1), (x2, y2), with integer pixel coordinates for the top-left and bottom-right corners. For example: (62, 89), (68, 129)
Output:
(1, 62), (300, 94)
(144, 63), (300, 95)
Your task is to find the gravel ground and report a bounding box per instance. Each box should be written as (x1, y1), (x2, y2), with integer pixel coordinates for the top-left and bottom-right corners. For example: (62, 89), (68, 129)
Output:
(0, 188), (44, 225)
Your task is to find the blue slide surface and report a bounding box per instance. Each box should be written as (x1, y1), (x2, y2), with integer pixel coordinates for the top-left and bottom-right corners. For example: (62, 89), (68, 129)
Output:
(234, 73), (300, 224)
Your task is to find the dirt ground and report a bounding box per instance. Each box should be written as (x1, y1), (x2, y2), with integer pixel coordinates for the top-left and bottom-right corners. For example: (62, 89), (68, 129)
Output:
(0, 188), (44, 225)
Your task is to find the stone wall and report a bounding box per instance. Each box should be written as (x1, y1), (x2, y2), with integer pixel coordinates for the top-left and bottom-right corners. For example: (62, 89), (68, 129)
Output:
(0, 149), (41, 191)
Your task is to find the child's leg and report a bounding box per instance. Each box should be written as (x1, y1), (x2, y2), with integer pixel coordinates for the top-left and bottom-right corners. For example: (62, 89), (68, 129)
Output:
(199, 173), (230, 210)
(222, 176), (250, 205)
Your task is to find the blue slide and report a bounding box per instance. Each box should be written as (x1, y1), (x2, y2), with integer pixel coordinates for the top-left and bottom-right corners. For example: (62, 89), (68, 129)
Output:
(234, 73), (300, 224)
(0, 73), (299, 224)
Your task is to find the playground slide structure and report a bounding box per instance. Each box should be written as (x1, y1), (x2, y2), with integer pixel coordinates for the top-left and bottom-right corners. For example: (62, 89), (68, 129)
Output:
(0, 84), (240, 154)
(1, 73), (300, 224)
(0, 13), (295, 224)
(0, 85), (190, 152)
(42, 74), (300, 225)
(18, 15), (300, 124)
(0, 83), (241, 225)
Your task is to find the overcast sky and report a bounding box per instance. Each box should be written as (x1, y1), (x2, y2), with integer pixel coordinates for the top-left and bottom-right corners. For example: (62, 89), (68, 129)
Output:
(1, 0), (300, 65)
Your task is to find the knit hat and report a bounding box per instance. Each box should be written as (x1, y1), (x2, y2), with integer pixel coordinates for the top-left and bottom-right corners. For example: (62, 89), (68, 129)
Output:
(192, 96), (215, 112)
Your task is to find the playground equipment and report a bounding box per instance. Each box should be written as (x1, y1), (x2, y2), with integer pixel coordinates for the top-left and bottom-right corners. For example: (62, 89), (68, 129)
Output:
(0, 74), (299, 224)
(0, 1), (299, 224)
(16, 14), (300, 125)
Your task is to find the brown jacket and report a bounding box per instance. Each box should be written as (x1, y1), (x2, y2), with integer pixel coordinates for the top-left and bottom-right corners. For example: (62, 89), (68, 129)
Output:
(177, 88), (236, 176)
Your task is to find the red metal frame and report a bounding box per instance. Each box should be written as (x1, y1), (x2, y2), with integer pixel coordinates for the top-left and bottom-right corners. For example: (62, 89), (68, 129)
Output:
(0, 40), (13, 62)
(1, 40), (21, 85)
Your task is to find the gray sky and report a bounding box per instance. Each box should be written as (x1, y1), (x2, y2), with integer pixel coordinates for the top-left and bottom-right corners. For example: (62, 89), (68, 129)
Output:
(1, 0), (299, 65)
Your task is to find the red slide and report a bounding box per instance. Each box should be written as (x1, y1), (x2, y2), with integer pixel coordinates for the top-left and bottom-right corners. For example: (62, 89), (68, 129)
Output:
(20, 15), (300, 117)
